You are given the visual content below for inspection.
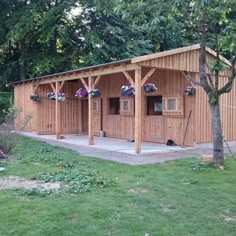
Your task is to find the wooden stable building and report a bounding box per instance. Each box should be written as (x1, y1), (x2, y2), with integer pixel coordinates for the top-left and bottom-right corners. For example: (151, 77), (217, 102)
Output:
(8, 44), (235, 154)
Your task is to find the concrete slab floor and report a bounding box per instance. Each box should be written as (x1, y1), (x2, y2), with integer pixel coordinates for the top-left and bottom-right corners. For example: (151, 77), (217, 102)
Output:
(21, 132), (189, 155)
(19, 132), (236, 165)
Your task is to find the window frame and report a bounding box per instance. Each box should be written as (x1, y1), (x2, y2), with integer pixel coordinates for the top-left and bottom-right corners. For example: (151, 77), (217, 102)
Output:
(92, 98), (101, 114)
(120, 97), (134, 116)
(162, 94), (184, 116)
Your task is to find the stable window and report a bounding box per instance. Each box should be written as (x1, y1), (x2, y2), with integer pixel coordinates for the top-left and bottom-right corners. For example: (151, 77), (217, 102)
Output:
(122, 101), (129, 111)
(167, 98), (177, 111)
(120, 98), (134, 115)
(93, 101), (97, 111)
(147, 96), (162, 115)
(108, 98), (120, 115)
(162, 94), (184, 116)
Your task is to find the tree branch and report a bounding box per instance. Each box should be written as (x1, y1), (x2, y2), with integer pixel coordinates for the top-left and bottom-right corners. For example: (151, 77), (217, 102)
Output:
(207, 74), (214, 88)
(215, 44), (220, 90)
(218, 54), (236, 95)
(183, 71), (202, 87)
(198, 8), (212, 94)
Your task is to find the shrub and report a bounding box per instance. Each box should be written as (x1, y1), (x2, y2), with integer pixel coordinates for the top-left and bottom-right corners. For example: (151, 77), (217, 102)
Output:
(0, 122), (18, 156)
(0, 106), (31, 158)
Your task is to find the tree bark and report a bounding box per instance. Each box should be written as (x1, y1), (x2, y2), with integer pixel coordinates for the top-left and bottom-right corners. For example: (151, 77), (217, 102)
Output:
(19, 42), (26, 81)
(210, 102), (224, 165)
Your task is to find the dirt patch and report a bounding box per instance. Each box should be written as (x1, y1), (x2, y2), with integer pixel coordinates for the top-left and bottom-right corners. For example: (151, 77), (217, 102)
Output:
(0, 176), (60, 191)
(198, 155), (213, 163)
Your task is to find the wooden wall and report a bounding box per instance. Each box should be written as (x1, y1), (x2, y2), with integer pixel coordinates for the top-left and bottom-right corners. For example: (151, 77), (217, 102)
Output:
(98, 73), (135, 139)
(35, 81), (83, 134)
(15, 80), (84, 134)
(139, 49), (230, 76)
(14, 83), (34, 132)
(195, 74), (236, 143)
(141, 69), (196, 146)
(97, 69), (196, 146)
(14, 68), (197, 146)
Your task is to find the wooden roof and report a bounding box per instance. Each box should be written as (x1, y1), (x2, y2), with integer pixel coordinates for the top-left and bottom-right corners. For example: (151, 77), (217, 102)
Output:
(7, 44), (231, 86)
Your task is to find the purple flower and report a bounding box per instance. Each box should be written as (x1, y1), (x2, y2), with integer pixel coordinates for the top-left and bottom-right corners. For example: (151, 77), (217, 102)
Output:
(120, 85), (135, 97)
(75, 88), (88, 98)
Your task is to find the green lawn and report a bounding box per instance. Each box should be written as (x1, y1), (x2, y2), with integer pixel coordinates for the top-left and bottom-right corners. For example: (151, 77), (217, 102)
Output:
(0, 136), (236, 236)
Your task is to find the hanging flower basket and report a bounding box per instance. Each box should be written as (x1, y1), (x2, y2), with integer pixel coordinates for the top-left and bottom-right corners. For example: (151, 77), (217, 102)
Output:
(88, 89), (101, 98)
(120, 85), (135, 97)
(48, 92), (55, 100)
(75, 88), (88, 98)
(47, 92), (66, 101)
(143, 83), (157, 93)
(185, 86), (196, 96)
(30, 94), (40, 101)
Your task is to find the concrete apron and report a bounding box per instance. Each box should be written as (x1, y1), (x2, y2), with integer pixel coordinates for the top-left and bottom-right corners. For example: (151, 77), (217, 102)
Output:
(21, 132), (189, 155)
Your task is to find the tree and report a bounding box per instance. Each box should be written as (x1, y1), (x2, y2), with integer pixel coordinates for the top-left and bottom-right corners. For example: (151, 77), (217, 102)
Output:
(113, 0), (189, 51)
(184, 0), (236, 165)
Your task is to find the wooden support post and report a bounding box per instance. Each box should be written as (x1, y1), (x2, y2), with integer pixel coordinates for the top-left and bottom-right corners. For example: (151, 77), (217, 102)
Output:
(55, 81), (61, 139)
(135, 67), (142, 154)
(88, 76), (94, 145)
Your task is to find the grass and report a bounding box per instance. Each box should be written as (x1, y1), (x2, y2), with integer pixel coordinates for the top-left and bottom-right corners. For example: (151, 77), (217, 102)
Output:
(0, 136), (236, 236)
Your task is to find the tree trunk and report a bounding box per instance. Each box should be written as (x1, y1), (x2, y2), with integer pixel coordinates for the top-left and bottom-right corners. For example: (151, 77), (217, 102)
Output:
(210, 102), (224, 165)
(19, 42), (26, 81)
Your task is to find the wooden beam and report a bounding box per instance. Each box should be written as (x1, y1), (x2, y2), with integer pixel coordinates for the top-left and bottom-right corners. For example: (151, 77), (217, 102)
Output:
(93, 75), (102, 89)
(37, 64), (138, 85)
(50, 83), (56, 93)
(141, 68), (157, 86)
(59, 80), (66, 91)
(80, 78), (88, 90)
(123, 71), (135, 87)
(88, 76), (94, 145)
(134, 67), (142, 154)
(32, 84), (40, 94)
